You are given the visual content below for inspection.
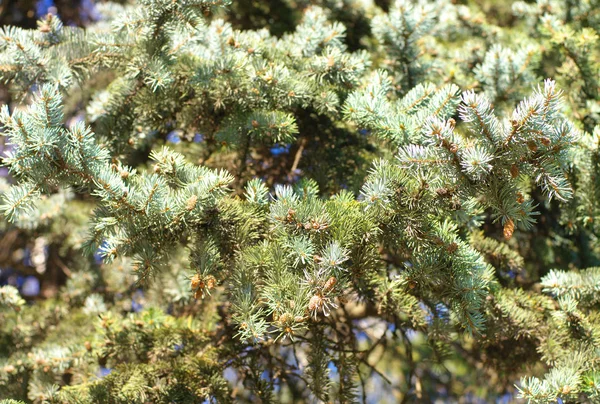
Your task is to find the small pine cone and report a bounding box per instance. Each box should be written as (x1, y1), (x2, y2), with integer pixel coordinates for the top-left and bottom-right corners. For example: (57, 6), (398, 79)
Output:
(190, 274), (201, 290)
(503, 218), (515, 240)
(510, 164), (519, 178)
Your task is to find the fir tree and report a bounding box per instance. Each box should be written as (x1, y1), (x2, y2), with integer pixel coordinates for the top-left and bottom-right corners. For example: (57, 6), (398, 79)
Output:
(0, 0), (599, 402)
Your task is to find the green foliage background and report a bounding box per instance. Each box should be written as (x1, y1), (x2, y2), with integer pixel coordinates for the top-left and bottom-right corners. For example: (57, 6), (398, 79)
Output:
(0, 0), (599, 402)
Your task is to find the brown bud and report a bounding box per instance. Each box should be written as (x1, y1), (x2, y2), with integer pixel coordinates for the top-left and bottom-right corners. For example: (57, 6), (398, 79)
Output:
(84, 341), (92, 352)
(540, 137), (551, 146)
(448, 118), (456, 130)
(503, 218), (515, 240)
(194, 288), (204, 300)
(527, 140), (538, 152)
(327, 55), (335, 68)
(153, 165), (161, 173)
(120, 170), (129, 179)
(446, 242), (458, 254)
(4, 365), (15, 373)
(308, 295), (322, 312)
(206, 275), (216, 290)
(286, 208), (296, 221)
(449, 143), (458, 153)
(251, 120), (259, 128)
(323, 277), (337, 293)
(516, 192), (524, 204)
(279, 312), (293, 324)
(186, 195), (198, 211)
(408, 280), (417, 289)
(294, 316), (305, 323)
(510, 164), (519, 178)
(128, 138), (135, 146)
